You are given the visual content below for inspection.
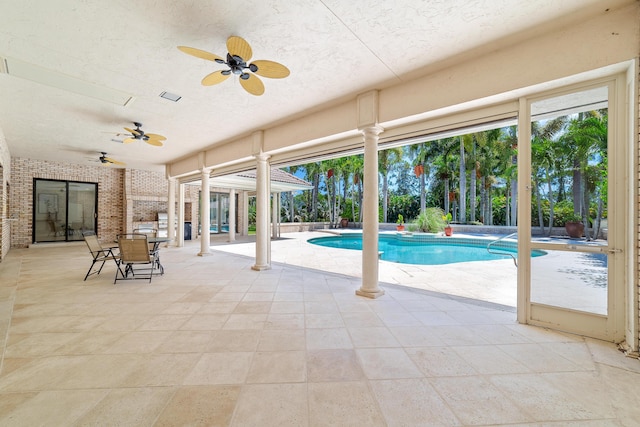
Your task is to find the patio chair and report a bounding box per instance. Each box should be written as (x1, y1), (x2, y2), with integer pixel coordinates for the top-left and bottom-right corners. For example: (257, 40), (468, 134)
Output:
(83, 231), (119, 280)
(114, 233), (157, 283)
(133, 228), (162, 270)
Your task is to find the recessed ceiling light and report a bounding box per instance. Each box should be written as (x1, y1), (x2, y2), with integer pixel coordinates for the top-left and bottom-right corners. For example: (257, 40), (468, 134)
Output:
(160, 91), (181, 102)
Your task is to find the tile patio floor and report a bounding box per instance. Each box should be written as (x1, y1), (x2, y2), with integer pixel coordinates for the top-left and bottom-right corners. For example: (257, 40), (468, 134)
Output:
(0, 231), (639, 426)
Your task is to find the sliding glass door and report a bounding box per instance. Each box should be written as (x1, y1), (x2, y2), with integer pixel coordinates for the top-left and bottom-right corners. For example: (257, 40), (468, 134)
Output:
(33, 179), (98, 243)
(208, 192), (230, 234)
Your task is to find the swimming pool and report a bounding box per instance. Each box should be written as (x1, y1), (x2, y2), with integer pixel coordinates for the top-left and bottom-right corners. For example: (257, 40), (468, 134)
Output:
(307, 233), (545, 265)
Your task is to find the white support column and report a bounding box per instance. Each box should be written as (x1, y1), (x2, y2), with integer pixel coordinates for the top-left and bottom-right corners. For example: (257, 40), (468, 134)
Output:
(199, 169), (212, 256)
(253, 153), (271, 270)
(228, 188), (236, 242)
(177, 182), (185, 247)
(167, 178), (176, 247)
(356, 125), (385, 299)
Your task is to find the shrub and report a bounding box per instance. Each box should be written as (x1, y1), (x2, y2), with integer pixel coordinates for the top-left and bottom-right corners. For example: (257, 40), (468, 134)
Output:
(412, 207), (447, 233)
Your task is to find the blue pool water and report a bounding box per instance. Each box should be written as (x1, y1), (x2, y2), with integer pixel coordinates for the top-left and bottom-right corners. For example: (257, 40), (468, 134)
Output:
(308, 234), (545, 265)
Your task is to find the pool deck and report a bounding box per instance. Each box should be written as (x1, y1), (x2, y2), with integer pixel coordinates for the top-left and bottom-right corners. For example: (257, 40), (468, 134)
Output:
(210, 231), (520, 308)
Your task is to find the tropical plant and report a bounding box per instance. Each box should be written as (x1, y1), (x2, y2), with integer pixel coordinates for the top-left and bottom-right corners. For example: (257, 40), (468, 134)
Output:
(443, 212), (452, 226)
(412, 207), (447, 233)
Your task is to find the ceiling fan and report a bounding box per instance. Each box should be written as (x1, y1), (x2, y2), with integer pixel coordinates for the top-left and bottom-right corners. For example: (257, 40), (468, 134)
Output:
(178, 36), (290, 96)
(122, 122), (166, 147)
(99, 152), (126, 166)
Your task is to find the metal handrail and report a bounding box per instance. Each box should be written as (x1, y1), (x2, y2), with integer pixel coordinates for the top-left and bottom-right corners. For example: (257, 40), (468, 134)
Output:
(486, 232), (518, 267)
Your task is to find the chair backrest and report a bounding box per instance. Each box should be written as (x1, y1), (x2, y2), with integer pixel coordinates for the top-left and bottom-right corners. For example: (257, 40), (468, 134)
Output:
(118, 234), (151, 263)
(83, 232), (104, 255)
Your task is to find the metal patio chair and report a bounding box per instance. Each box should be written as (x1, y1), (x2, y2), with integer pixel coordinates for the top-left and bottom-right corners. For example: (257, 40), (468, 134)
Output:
(114, 233), (157, 283)
(83, 231), (119, 280)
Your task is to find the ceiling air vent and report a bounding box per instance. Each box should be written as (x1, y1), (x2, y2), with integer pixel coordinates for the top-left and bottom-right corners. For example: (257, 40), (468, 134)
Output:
(160, 91), (181, 102)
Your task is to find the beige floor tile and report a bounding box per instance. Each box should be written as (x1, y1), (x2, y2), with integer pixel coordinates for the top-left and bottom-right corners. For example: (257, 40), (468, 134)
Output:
(387, 325), (446, 347)
(197, 301), (239, 313)
(183, 352), (253, 385)
(104, 331), (172, 354)
(4, 332), (79, 357)
(223, 313), (267, 330)
(356, 348), (423, 379)
(308, 382), (386, 426)
(206, 329), (261, 352)
(405, 346), (477, 377)
(154, 385), (240, 427)
(488, 373), (608, 421)
(370, 378), (460, 426)
(306, 328), (353, 350)
(246, 351), (307, 383)
(233, 383), (309, 426)
(305, 312), (345, 328)
(179, 313), (229, 330)
(265, 313), (305, 329)
(258, 329), (306, 351)
(341, 311), (384, 327)
(306, 349), (365, 382)
(233, 301), (272, 313)
(430, 375), (533, 425)
(155, 330), (213, 353)
(0, 389), (108, 426)
(137, 314), (192, 331)
(270, 300), (305, 313)
(347, 327), (401, 348)
(123, 353), (201, 386)
(450, 344), (531, 374)
(51, 331), (125, 355)
(1, 235), (639, 426)
(75, 387), (175, 426)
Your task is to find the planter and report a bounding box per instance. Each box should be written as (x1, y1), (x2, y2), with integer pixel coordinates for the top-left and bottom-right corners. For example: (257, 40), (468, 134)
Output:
(396, 225), (405, 231)
(565, 221), (584, 238)
(340, 218), (349, 228)
(444, 226), (453, 236)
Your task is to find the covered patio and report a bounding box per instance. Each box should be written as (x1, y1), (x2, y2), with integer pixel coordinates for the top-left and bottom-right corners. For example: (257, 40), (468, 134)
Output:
(0, 237), (639, 425)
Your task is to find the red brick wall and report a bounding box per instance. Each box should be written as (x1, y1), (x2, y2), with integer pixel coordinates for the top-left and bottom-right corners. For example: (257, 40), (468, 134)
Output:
(8, 158), (179, 248)
(10, 158), (125, 248)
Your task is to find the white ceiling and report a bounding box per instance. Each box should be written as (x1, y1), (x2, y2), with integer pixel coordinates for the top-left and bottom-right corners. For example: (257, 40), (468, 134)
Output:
(0, 0), (630, 172)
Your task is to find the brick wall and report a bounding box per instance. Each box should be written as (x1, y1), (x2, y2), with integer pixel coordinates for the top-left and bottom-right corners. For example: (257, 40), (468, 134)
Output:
(10, 158), (125, 248)
(7, 158), (196, 248)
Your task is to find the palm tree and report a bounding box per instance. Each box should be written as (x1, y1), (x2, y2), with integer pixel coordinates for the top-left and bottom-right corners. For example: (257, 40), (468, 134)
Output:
(378, 147), (403, 223)
(408, 142), (430, 212)
(302, 162), (323, 222)
(530, 116), (568, 235)
(562, 110), (608, 238)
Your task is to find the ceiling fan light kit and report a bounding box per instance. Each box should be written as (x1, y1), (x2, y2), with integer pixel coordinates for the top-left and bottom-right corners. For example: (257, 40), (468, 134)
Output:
(122, 122), (166, 147)
(99, 152), (125, 166)
(178, 36), (290, 96)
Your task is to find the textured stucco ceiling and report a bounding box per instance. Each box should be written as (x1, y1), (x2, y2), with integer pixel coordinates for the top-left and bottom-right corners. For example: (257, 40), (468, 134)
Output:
(0, 0), (631, 172)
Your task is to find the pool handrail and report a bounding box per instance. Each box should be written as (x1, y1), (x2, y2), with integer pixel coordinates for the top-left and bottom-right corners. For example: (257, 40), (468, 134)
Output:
(486, 232), (518, 267)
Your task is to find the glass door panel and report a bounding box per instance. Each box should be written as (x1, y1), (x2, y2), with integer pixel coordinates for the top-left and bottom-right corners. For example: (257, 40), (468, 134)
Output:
(68, 182), (97, 240)
(524, 81), (623, 341)
(33, 179), (97, 243)
(34, 180), (67, 243)
(220, 194), (229, 233)
(209, 192), (219, 233)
